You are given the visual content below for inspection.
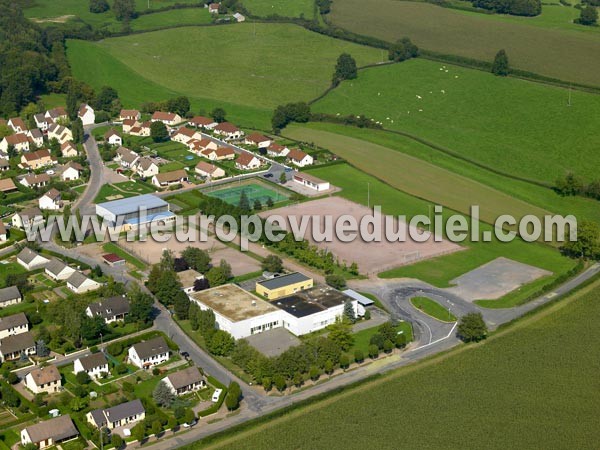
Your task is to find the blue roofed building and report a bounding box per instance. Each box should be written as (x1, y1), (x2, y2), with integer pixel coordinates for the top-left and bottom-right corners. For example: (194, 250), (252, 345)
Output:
(95, 194), (175, 229)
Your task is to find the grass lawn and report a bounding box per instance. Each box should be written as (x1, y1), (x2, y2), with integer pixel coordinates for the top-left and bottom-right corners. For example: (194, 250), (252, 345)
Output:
(129, 7), (211, 31)
(38, 93), (67, 109)
(241, 0), (314, 18)
(94, 181), (156, 203)
(410, 296), (456, 322)
(305, 164), (576, 306)
(285, 122), (600, 226)
(312, 59), (600, 184)
(67, 23), (382, 128)
(102, 242), (147, 270)
(194, 280), (600, 449)
(0, 262), (26, 288)
(351, 321), (412, 354)
(329, 0), (600, 86)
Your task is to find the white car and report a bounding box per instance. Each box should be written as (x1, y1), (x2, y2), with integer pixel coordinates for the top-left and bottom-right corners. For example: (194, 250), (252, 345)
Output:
(212, 389), (222, 403)
(46, 169), (55, 175)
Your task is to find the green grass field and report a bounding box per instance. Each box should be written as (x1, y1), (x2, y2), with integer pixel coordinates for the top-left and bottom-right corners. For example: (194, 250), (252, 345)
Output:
(193, 280), (600, 449)
(410, 296), (457, 322)
(94, 181), (156, 203)
(351, 321), (412, 354)
(329, 0), (600, 86)
(24, 0), (205, 31)
(312, 59), (600, 183)
(285, 122), (600, 226)
(206, 183), (289, 205)
(241, 0), (314, 18)
(305, 164), (576, 306)
(67, 23), (382, 128)
(0, 262), (27, 288)
(283, 124), (552, 227)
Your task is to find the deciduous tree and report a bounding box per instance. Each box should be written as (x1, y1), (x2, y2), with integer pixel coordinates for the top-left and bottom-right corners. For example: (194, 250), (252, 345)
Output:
(457, 313), (488, 342)
(492, 49), (510, 76)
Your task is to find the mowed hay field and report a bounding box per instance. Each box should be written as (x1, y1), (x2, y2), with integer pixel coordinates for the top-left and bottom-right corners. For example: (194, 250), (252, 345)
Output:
(285, 123), (600, 226)
(284, 124), (551, 226)
(313, 59), (600, 183)
(329, 0), (600, 86)
(241, 0), (314, 18)
(194, 282), (600, 450)
(67, 24), (381, 124)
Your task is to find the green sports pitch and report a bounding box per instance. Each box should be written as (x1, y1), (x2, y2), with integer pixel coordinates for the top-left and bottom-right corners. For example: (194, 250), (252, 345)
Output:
(206, 183), (288, 206)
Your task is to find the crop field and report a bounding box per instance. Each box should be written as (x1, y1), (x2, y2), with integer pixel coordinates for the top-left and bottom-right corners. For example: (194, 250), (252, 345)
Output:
(304, 164), (575, 305)
(242, 0), (314, 18)
(312, 59), (600, 183)
(67, 24), (381, 127)
(329, 0), (600, 86)
(207, 183), (289, 206)
(283, 124), (551, 227)
(195, 281), (600, 449)
(285, 122), (600, 226)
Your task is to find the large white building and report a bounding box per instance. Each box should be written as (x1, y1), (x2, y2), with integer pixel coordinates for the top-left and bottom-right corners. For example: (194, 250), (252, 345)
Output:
(189, 284), (358, 339)
(96, 194), (175, 230)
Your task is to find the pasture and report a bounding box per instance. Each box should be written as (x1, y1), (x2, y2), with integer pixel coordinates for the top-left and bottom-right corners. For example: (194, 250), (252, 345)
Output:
(304, 164), (575, 305)
(24, 0), (205, 31)
(283, 124), (552, 227)
(285, 122), (600, 226)
(241, 0), (315, 18)
(193, 280), (600, 450)
(329, 0), (600, 86)
(206, 182), (289, 206)
(312, 59), (600, 183)
(67, 24), (382, 126)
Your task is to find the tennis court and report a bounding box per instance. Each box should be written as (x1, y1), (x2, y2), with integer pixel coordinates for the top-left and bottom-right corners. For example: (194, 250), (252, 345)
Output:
(206, 182), (289, 206)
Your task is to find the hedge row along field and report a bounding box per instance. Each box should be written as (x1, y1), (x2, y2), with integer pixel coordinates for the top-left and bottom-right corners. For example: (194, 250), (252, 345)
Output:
(328, 0), (600, 87)
(312, 59), (600, 184)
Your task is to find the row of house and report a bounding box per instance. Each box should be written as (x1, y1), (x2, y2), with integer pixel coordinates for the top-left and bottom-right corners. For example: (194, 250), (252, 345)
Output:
(0, 311), (35, 362)
(15, 248), (101, 293)
(113, 146), (160, 178)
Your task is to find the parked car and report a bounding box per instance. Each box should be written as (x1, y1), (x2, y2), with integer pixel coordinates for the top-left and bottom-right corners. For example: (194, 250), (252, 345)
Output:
(263, 173), (273, 178)
(212, 389), (223, 402)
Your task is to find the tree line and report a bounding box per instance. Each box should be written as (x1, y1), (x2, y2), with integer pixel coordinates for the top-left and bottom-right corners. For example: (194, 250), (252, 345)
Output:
(471, 0), (541, 16)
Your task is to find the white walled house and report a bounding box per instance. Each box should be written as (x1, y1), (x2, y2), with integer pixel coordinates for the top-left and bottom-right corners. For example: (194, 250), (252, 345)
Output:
(151, 111), (182, 126)
(162, 367), (206, 395)
(104, 130), (122, 146)
(0, 286), (22, 308)
(78, 104), (95, 126)
(119, 109), (141, 121)
(66, 271), (101, 294)
(213, 122), (244, 140)
(0, 312), (29, 339)
(86, 296), (130, 323)
(21, 415), (79, 449)
(39, 189), (62, 211)
(44, 258), (76, 281)
(235, 153), (261, 171)
(0, 219), (6, 242)
(47, 123), (72, 145)
(244, 133), (271, 148)
(61, 142), (78, 158)
(25, 365), (62, 394)
(16, 247), (49, 270)
(61, 162), (83, 181)
(267, 143), (290, 157)
(195, 161), (225, 179)
(74, 352), (109, 378)
(287, 148), (313, 167)
(135, 157), (159, 179)
(293, 172), (330, 192)
(8, 117), (27, 133)
(88, 399), (145, 430)
(128, 336), (170, 368)
(0, 133), (30, 153)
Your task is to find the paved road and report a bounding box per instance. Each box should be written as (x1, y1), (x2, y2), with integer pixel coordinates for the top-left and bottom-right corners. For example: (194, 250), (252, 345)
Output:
(75, 125), (106, 216)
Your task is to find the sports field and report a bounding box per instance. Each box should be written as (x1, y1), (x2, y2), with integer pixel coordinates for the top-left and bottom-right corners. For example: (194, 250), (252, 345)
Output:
(206, 182), (289, 206)
(312, 59), (600, 183)
(67, 24), (382, 127)
(304, 164), (575, 307)
(329, 0), (600, 86)
(241, 0), (314, 18)
(192, 280), (600, 449)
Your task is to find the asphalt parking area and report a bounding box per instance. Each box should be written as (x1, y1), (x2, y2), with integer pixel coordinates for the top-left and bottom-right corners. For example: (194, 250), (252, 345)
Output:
(245, 327), (302, 357)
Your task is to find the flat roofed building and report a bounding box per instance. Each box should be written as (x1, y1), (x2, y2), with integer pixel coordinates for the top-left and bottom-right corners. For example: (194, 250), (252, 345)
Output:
(190, 284), (283, 339)
(21, 415), (79, 449)
(273, 287), (358, 336)
(293, 172), (330, 192)
(256, 272), (313, 300)
(96, 194), (175, 229)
